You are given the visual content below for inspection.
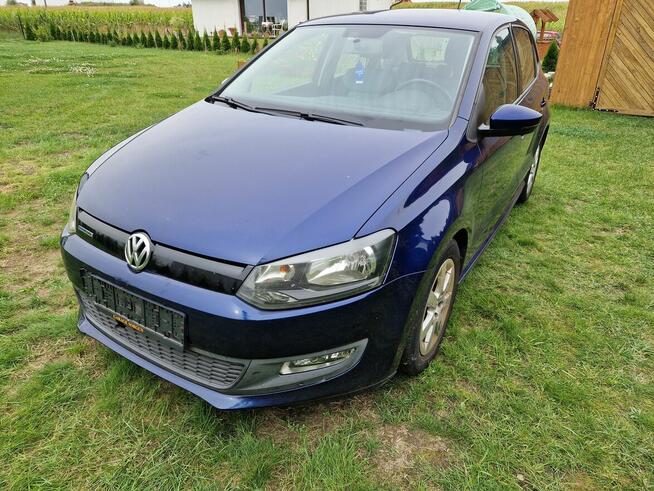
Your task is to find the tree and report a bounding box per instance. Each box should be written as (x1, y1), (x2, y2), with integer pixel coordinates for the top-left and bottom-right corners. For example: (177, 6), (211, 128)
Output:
(140, 31), (147, 47)
(232, 30), (240, 52)
(250, 34), (258, 54)
(186, 30), (194, 50)
(240, 36), (250, 53)
(155, 30), (163, 48)
(171, 32), (179, 50)
(542, 41), (559, 73)
(220, 30), (231, 53)
(147, 31), (155, 48)
(202, 30), (210, 51)
(212, 29), (219, 51)
(162, 32), (170, 49)
(194, 31), (202, 51)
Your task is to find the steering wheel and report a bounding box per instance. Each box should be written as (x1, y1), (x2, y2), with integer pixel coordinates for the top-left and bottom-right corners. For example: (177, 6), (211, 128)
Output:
(395, 78), (453, 109)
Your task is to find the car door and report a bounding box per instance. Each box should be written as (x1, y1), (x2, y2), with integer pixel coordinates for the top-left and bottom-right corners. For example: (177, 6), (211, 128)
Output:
(473, 27), (524, 249)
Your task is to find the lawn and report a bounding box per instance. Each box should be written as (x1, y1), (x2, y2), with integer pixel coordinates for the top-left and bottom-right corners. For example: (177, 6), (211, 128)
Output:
(1, 34), (653, 490)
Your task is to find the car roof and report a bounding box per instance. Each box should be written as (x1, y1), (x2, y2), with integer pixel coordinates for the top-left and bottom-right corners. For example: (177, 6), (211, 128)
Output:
(301, 8), (516, 33)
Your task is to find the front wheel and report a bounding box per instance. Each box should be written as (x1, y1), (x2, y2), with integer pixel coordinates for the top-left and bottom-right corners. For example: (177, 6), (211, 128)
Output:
(400, 240), (460, 376)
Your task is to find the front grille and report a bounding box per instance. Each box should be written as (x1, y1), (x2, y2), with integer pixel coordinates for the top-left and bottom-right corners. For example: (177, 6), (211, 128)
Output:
(78, 291), (247, 390)
(76, 209), (252, 295)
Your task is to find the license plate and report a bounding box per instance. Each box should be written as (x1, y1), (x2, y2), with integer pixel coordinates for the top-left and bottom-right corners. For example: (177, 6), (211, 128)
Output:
(80, 271), (185, 348)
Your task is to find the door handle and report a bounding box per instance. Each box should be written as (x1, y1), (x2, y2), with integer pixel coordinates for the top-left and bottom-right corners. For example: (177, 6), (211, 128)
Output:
(540, 98), (547, 108)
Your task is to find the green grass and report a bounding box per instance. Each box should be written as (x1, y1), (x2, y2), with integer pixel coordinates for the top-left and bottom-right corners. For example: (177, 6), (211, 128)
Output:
(394, 2), (568, 31)
(1, 34), (653, 490)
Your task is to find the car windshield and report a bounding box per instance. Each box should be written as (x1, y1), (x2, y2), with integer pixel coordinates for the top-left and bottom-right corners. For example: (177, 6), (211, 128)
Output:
(220, 25), (477, 131)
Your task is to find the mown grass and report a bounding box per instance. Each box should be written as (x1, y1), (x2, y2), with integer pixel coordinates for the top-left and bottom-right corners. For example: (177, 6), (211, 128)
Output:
(1, 33), (653, 490)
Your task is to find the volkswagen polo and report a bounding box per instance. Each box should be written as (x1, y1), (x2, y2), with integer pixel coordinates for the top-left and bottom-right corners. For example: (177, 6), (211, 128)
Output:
(61, 9), (549, 409)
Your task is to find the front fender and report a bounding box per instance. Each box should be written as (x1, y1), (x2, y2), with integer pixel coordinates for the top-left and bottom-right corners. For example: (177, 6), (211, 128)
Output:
(359, 118), (480, 279)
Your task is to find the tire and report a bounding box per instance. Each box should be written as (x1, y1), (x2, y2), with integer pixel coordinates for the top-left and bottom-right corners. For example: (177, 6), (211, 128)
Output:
(517, 143), (542, 204)
(400, 240), (461, 376)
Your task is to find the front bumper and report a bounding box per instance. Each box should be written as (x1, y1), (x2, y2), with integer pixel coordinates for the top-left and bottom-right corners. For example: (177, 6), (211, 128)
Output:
(62, 231), (423, 409)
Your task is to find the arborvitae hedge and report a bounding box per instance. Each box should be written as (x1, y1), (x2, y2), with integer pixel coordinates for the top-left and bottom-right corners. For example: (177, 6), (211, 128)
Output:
(212, 30), (219, 51)
(220, 30), (231, 53)
(232, 30), (240, 52)
(162, 33), (170, 49)
(262, 36), (269, 49)
(250, 34), (258, 54)
(147, 31), (155, 48)
(542, 41), (559, 72)
(194, 31), (202, 51)
(202, 30), (210, 51)
(155, 30), (162, 48)
(171, 32), (179, 49)
(240, 36), (250, 53)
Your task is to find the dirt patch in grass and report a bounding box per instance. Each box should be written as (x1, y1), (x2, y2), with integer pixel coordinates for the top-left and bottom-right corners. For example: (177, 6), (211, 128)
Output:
(9, 337), (102, 395)
(0, 203), (64, 293)
(256, 395), (377, 446)
(369, 424), (451, 485)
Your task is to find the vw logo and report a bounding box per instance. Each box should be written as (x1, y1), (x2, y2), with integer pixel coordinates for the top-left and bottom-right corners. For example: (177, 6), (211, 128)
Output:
(124, 232), (153, 271)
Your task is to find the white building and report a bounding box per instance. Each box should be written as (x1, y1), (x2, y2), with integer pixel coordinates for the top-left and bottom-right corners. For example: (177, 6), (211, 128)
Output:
(192, 0), (395, 35)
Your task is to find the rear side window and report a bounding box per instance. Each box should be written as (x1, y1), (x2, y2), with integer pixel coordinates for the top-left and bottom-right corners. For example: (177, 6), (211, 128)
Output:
(480, 27), (518, 125)
(513, 27), (537, 94)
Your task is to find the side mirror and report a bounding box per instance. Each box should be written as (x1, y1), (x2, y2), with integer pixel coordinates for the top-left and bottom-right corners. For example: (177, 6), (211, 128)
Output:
(478, 104), (542, 138)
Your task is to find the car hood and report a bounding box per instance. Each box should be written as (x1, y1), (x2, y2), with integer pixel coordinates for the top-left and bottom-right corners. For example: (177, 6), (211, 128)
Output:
(79, 101), (448, 265)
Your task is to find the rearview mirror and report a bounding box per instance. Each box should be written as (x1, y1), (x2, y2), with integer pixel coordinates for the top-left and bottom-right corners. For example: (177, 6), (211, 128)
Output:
(478, 104), (542, 138)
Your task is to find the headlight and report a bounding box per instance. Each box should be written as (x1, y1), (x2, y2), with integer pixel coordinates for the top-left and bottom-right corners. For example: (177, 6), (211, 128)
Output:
(67, 191), (77, 234)
(237, 229), (396, 309)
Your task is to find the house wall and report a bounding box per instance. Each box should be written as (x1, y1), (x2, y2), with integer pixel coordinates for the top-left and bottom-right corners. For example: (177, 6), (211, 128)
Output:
(287, 0), (394, 28)
(193, 0), (242, 34)
(192, 0), (394, 35)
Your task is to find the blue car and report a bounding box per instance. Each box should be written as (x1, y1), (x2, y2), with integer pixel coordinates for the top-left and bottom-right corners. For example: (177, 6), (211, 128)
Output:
(61, 9), (549, 409)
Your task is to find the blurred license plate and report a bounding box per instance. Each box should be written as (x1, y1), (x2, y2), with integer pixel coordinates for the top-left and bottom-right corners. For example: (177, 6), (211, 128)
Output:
(81, 271), (185, 349)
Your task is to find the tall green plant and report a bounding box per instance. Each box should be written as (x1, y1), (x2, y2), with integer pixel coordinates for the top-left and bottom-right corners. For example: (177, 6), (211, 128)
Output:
(186, 30), (194, 50)
(154, 30), (162, 48)
(542, 41), (559, 72)
(193, 31), (202, 51)
(232, 30), (240, 52)
(220, 30), (231, 53)
(162, 32), (170, 49)
(202, 30), (210, 51)
(240, 36), (250, 53)
(171, 31), (179, 49)
(212, 29), (219, 51)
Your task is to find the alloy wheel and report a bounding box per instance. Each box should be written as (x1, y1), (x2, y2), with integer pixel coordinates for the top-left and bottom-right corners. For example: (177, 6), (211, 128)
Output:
(419, 258), (455, 356)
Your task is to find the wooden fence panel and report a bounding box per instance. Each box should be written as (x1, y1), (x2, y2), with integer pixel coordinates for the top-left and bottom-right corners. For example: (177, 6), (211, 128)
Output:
(550, 0), (619, 107)
(595, 0), (654, 116)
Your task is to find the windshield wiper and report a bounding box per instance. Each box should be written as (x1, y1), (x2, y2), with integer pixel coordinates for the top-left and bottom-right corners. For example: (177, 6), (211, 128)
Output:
(206, 95), (257, 112)
(207, 97), (363, 126)
(253, 106), (364, 126)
